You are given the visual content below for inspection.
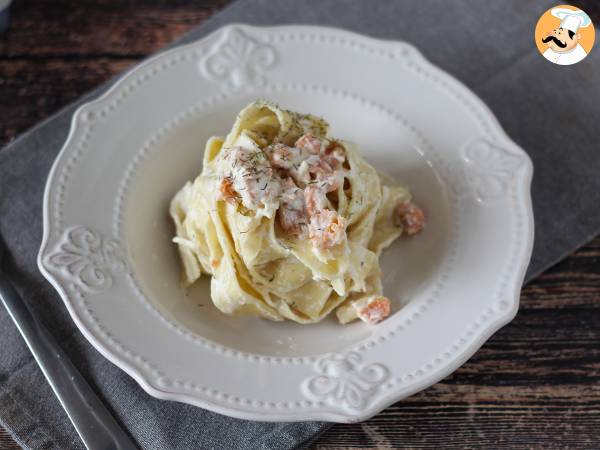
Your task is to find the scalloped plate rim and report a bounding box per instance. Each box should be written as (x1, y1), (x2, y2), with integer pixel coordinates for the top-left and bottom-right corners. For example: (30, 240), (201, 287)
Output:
(37, 23), (534, 423)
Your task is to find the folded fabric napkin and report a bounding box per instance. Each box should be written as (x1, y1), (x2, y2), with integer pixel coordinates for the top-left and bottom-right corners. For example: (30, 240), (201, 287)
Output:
(1, 0), (599, 448)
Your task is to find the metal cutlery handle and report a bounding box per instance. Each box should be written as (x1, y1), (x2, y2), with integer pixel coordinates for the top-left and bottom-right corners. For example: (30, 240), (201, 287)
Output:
(0, 275), (138, 450)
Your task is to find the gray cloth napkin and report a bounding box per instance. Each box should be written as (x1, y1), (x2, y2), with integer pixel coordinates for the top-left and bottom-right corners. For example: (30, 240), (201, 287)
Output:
(1, 0), (599, 448)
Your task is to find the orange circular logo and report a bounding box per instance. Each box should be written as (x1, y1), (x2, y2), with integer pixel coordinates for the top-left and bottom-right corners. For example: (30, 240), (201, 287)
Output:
(534, 4), (595, 65)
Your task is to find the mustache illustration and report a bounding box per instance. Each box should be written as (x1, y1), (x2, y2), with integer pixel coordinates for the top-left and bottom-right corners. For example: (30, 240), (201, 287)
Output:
(542, 35), (567, 48)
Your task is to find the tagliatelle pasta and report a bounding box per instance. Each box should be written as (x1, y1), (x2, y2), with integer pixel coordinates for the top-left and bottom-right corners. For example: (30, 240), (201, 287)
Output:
(169, 101), (425, 325)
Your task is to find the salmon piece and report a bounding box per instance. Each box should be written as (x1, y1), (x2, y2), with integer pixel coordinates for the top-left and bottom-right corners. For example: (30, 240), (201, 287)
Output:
(305, 159), (343, 193)
(222, 146), (278, 209)
(267, 138), (345, 192)
(357, 296), (391, 324)
(318, 143), (346, 191)
(278, 178), (307, 236)
(394, 201), (425, 235)
(267, 143), (317, 172)
(305, 184), (347, 248)
(304, 184), (328, 216)
(295, 133), (321, 154)
(267, 138), (348, 247)
(267, 143), (317, 185)
(278, 205), (306, 236)
(308, 209), (347, 249)
(267, 144), (297, 170)
(319, 168), (345, 192)
(323, 142), (346, 170)
(219, 177), (238, 204)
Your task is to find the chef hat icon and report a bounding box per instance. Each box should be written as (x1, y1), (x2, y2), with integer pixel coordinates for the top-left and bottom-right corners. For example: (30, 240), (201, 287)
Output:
(551, 8), (592, 33)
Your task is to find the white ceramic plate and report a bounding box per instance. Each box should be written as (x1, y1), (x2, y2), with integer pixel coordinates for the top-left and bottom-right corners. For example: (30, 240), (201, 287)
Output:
(38, 25), (534, 423)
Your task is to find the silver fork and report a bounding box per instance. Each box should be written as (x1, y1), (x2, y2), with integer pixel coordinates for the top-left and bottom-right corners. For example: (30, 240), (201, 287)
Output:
(0, 234), (138, 450)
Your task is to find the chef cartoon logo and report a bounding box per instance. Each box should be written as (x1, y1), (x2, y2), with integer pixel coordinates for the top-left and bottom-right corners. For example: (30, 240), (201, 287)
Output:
(535, 5), (595, 65)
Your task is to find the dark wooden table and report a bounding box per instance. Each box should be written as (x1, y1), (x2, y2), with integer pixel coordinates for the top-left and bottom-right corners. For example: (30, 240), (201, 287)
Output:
(1, 1), (599, 449)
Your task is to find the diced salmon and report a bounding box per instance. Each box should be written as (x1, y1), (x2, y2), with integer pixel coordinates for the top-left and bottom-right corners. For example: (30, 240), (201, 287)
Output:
(394, 201), (425, 235)
(267, 138), (345, 193)
(295, 133), (321, 154)
(304, 184), (347, 248)
(358, 296), (391, 324)
(219, 177), (238, 204)
(304, 184), (328, 216)
(305, 159), (343, 192)
(221, 146), (278, 208)
(267, 144), (296, 170)
(319, 143), (346, 191)
(308, 209), (347, 249)
(277, 178), (307, 236)
(256, 136), (350, 247)
(278, 207), (306, 236)
(324, 142), (346, 170)
(320, 168), (345, 192)
(268, 143), (317, 185)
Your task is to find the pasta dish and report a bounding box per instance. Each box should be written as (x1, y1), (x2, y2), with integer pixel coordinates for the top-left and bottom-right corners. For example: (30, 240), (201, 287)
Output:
(170, 101), (424, 325)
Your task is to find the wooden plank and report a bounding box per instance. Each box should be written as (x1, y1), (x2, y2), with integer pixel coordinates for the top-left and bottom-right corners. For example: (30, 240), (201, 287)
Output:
(1, 0), (599, 449)
(0, 0), (228, 57)
(0, 0), (228, 147)
(0, 433), (20, 450)
(0, 58), (135, 145)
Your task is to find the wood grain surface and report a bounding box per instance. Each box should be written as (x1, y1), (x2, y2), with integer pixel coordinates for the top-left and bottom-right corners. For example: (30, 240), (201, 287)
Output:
(1, 1), (599, 449)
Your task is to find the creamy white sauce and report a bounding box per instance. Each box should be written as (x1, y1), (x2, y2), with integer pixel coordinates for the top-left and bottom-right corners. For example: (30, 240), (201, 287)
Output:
(217, 133), (349, 248)
(221, 146), (280, 214)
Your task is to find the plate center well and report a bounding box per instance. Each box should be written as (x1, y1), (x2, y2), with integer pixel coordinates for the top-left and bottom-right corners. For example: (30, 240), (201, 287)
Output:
(122, 92), (452, 356)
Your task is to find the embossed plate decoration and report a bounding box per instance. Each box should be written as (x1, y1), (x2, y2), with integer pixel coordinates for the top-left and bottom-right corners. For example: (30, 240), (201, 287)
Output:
(38, 25), (534, 422)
